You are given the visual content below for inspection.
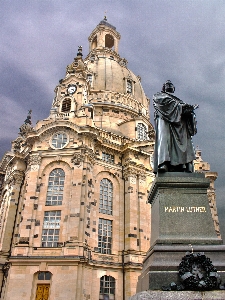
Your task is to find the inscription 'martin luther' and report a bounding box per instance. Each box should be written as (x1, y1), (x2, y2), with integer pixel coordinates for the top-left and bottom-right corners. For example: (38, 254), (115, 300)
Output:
(165, 206), (206, 213)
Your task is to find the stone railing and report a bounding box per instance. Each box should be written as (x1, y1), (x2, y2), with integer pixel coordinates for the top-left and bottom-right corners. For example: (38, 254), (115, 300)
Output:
(88, 92), (149, 117)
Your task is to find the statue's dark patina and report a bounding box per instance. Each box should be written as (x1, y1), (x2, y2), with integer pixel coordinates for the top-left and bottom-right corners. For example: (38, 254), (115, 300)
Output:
(153, 80), (198, 174)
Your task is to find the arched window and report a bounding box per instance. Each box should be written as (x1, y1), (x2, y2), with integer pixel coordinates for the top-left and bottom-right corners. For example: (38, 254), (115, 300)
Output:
(46, 169), (65, 206)
(137, 123), (147, 140)
(61, 98), (71, 112)
(99, 276), (115, 300)
(99, 179), (113, 215)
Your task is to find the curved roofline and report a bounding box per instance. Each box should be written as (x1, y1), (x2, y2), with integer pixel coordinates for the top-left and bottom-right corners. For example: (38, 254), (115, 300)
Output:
(99, 19), (116, 30)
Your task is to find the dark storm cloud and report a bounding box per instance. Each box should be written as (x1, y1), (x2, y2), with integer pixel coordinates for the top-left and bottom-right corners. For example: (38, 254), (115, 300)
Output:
(1, 0), (225, 238)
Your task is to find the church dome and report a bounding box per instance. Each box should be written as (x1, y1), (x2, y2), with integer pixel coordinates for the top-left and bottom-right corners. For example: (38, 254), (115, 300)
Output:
(85, 18), (149, 110)
(48, 18), (152, 138)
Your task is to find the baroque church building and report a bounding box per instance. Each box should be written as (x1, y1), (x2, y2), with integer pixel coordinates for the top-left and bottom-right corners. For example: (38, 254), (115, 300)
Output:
(0, 19), (220, 300)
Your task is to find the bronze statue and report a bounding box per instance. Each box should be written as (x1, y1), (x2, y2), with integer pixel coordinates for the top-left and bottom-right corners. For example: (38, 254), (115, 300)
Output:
(153, 80), (198, 173)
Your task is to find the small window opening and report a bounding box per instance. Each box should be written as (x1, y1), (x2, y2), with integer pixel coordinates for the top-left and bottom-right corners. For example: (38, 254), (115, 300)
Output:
(61, 99), (71, 112)
(137, 123), (147, 140)
(127, 80), (132, 94)
(87, 74), (93, 85)
(102, 152), (114, 164)
(38, 272), (52, 280)
(92, 36), (97, 49)
(105, 34), (114, 49)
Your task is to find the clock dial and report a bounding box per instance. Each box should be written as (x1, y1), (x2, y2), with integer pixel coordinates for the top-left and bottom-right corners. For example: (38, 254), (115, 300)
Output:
(67, 85), (77, 95)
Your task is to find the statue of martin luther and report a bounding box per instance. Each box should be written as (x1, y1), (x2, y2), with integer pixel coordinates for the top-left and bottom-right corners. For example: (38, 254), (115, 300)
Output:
(153, 80), (198, 174)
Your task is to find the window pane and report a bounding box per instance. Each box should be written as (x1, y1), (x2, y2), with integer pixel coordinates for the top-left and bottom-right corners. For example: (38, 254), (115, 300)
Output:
(137, 123), (147, 141)
(100, 276), (115, 297)
(41, 211), (61, 247)
(99, 179), (113, 215)
(127, 80), (132, 93)
(51, 133), (68, 149)
(38, 272), (45, 280)
(45, 272), (52, 280)
(102, 152), (114, 164)
(98, 219), (112, 254)
(46, 169), (65, 206)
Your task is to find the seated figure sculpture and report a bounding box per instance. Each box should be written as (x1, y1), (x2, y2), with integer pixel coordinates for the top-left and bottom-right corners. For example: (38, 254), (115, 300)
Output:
(153, 80), (198, 173)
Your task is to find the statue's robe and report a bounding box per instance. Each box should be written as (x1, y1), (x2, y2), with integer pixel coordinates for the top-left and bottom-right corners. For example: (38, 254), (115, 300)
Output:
(153, 92), (195, 173)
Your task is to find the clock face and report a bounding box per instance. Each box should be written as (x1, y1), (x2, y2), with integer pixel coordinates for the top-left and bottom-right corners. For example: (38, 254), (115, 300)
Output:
(67, 85), (77, 95)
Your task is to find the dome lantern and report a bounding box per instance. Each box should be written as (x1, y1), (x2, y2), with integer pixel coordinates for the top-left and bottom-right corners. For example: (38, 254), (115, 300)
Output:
(88, 17), (121, 53)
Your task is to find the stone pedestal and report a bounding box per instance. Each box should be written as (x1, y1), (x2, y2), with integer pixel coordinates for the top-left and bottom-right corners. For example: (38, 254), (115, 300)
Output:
(130, 290), (225, 300)
(136, 172), (224, 292)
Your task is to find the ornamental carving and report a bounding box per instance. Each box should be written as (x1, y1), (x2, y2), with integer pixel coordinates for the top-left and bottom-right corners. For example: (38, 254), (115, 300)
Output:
(54, 155), (63, 162)
(130, 177), (136, 184)
(13, 173), (24, 185)
(123, 167), (138, 181)
(19, 123), (34, 137)
(139, 174), (146, 181)
(5, 164), (14, 180)
(97, 255), (114, 261)
(6, 171), (24, 187)
(28, 155), (42, 166)
(12, 137), (24, 153)
(148, 128), (155, 140)
(119, 58), (128, 67)
(0, 154), (13, 172)
(31, 165), (39, 171)
(80, 147), (96, 165)
(71, 153), (85, 165)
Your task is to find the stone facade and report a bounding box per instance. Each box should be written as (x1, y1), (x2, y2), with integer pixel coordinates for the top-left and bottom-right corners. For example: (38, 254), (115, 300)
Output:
(0, 18), (155, 300)
(0, 18), (221, 300)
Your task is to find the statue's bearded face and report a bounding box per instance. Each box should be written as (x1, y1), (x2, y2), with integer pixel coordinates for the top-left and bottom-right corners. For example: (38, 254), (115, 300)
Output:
(164, 81), (175, 93)
(162, 81), (175, 93)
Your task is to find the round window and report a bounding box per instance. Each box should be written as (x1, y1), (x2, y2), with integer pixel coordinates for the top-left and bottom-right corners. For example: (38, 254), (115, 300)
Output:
(51, 132), (68, 149)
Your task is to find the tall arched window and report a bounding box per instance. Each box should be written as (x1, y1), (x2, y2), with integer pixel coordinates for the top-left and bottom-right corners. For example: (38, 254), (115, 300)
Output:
(46, 169), (65, 206)
(137, 123), (147, 140)
(99, 178), (113, 215)
(99, 275), (115, 300)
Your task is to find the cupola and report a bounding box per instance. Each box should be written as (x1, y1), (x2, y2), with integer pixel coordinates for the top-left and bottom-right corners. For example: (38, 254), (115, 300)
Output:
(88, 16), (121, 53)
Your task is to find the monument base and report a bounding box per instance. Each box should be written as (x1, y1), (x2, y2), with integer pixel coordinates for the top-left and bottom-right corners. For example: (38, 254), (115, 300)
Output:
(130, 290), (225, 300)
(137, 243), (225, 292)
(136, 173), (225, 293)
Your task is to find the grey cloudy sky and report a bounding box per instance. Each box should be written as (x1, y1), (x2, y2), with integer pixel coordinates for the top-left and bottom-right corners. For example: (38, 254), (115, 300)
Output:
(1, 0), (225, 239)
